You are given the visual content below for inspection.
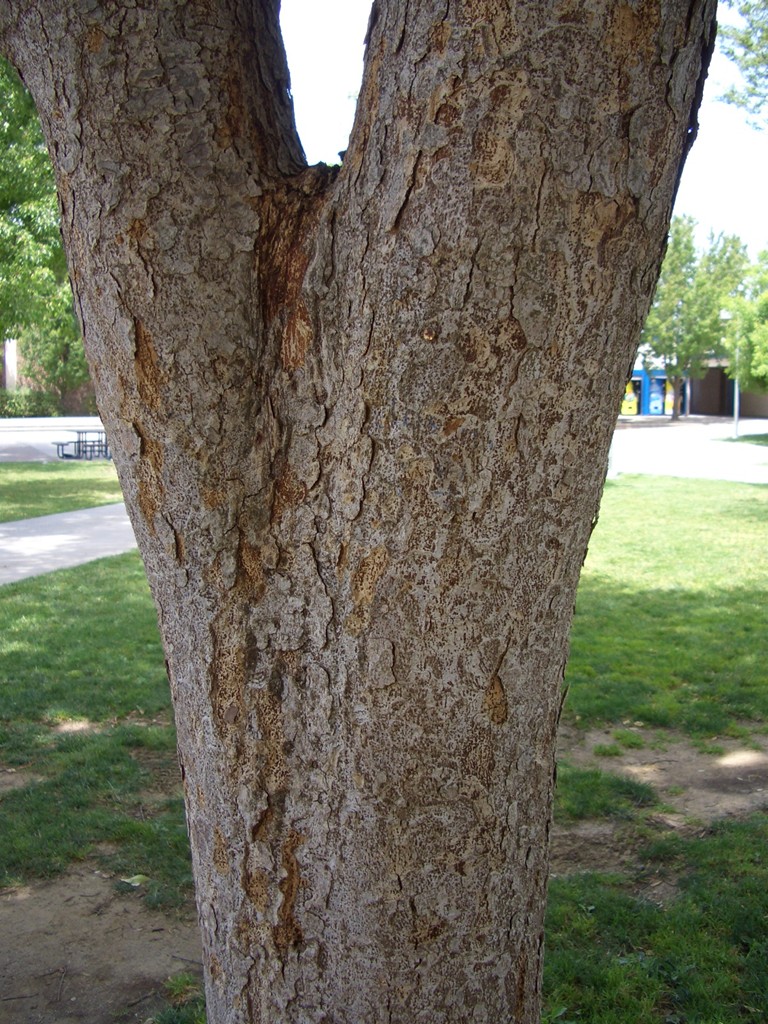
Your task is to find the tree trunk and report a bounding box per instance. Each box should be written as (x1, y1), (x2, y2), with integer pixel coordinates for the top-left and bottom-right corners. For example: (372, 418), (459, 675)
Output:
(670, 375), (684, 420)
(1, 2), (715, 1021)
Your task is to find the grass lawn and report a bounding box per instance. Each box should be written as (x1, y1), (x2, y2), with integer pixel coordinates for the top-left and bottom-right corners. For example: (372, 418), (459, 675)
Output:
(547, 474), (768, 1023)
(0, 473), (766, 1021)
(564, 475), (768, 739)
(0, 553), (191, 909)
(730, 433), (768, 447)
(0, 461), (123, 522)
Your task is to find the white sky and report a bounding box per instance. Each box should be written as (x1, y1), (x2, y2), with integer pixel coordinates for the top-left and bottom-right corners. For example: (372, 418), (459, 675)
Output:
(279, 1), (767, 258)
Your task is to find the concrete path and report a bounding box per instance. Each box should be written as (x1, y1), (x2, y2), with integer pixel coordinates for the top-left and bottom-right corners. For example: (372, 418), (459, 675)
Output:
(609, 416), (768, 485)
(0, 503), (137, 586)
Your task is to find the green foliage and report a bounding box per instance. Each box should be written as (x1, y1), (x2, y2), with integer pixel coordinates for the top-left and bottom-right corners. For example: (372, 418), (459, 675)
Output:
(720, 1), (768, 127)
(723, 250), (768, 392)
(0, 385), (60, 416)
(640, 216), (749, 415)
(0, 57), (89, 404)
(0, 461), (122, 522)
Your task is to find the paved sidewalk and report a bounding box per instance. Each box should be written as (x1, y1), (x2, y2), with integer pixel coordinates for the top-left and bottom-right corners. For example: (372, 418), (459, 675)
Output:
(609, 416), (768, 485)
(0, 503), (137, 586)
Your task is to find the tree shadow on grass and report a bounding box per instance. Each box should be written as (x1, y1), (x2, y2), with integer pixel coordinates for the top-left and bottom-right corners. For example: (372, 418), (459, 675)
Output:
(565, 577), (768, 737)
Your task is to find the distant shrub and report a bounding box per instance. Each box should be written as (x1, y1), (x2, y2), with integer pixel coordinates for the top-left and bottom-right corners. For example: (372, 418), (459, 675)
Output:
(0, 388), (61, 417)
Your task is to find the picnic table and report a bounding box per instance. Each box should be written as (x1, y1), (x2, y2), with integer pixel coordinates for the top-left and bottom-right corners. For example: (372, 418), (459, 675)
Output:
(54, 429), (111, 461)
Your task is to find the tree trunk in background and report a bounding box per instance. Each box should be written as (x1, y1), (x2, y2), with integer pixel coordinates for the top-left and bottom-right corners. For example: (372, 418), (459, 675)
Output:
(670, 375), (685, 419)
(1, 2), (715, 1020)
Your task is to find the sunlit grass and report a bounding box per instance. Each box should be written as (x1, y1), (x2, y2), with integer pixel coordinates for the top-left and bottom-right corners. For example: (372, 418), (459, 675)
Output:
(0, 460), (122, 522)
(547, 474), (768, 1022)
(2, 471), (767, 1019)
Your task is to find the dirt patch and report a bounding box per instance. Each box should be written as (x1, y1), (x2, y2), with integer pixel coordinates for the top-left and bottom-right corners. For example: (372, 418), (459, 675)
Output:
(550, 724), (768, 887)
(0, 867), (201, 1024)
(557, 724), (768, 820)
(0, 767), (41, 795)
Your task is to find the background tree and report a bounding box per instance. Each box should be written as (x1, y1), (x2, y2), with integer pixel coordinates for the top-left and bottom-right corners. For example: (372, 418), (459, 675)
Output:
(723, 249), (768, 390)
(0, 2), (717, 1022)
(0, 56), (89, 409)
(720, 0), (768, 125)
(641, 214), (748, 417)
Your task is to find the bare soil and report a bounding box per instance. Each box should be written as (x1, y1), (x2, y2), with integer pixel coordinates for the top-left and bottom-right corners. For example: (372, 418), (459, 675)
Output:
(550, 724), (768, 885)
(2, 726), (767, 1023)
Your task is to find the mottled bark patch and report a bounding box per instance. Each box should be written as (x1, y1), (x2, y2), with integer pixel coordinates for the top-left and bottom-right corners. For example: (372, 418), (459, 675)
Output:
(271, 465), (307, 523)
(238, 537), (266, 599)
(134, 424), (163, 532)
(346, 546), (389, 635)
(252, 689), (287, 792)
(213, 827), (230, 875)
(462, 726), (495, 788)
(210, 607), (247, 733)
(244, 864), (269, 912)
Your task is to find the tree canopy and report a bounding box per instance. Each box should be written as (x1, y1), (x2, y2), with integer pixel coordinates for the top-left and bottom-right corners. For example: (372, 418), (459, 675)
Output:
(720, 0), (768, 125)
(640, 214), (748, 414)
(0, 56), (88, 405)
(723, 249), (768, 390)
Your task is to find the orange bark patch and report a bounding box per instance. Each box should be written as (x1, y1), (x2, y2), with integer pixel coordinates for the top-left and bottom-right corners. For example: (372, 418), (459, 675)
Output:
(210, 608), (247, 736)
(214, 69), (246, 150)
(346, 546), (389, 636)
(213, 827), (230, 875)
(352, 546), (389, 606)
(258, 169), (333, 373)
(134, 319), (162, 411)
(484, 675), (509, 725)
(244, 865), (270, 912)
(442, 415), (466, 437)
(255, 690), (288, 791)
(281, 300), (313, 371)
(201, 485), (228, 510)
(271, 465), (307, 523)
(133, 425), (163, 532)
(239, 537), (266, 598)
(85, 26), (106, 53)
(274, 831), (304, 954)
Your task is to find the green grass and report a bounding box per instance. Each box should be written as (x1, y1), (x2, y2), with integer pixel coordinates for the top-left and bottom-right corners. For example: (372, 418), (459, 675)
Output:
(546, 474), (768, 1023)
(564, 475), (768, 738)
(0, 460), (123, 521)
(148, 973), (206, 1024)
(0, 553), (192, 908)
(545, 814), (768, 1023)
(555, 764), (659, 822)
(729, 433), (768, 447)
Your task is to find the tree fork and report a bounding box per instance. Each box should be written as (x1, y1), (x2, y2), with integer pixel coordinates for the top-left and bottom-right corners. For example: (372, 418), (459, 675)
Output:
(1, 1), (717, 1021)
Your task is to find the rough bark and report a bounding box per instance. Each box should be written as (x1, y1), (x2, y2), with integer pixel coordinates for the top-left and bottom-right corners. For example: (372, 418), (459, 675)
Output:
(1, 2), (716, 1021)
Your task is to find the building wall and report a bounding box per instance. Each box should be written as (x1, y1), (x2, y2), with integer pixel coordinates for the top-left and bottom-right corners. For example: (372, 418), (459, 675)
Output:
(690, 366), (768, 417)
